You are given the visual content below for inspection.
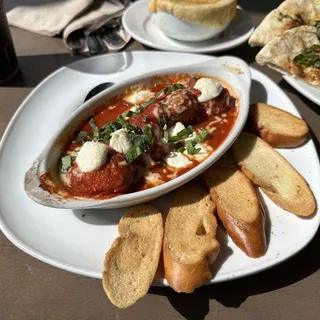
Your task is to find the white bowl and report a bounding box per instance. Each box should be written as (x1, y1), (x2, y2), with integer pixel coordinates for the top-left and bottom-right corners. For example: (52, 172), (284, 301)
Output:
(24, 56), (251, 209)
(152, 11), (230, 42)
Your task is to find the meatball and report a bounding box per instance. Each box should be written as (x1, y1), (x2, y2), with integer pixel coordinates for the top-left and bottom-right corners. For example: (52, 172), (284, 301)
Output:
(67, 154), (136, 197)
(201, 88), (236, 116)
(160, 88), (200, 125)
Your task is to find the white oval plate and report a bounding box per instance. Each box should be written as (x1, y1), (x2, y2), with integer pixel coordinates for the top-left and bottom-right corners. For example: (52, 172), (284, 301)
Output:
(122, 0), (254, 53)
(0, 52), (319, 285)
(283, 75), (320, 106)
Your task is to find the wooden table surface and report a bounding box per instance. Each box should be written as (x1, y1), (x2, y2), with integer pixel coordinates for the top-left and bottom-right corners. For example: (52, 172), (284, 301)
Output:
(0, 10), (320, 320)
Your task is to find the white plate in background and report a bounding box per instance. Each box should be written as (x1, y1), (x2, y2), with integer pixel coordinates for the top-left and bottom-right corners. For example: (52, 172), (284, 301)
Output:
(0, 52), (319, 285)
(122, 0), (254, 53)
(283, 75), (320, 106)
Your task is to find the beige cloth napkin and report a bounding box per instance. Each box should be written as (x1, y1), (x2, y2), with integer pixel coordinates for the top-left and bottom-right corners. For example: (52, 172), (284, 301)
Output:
(7, 0), (131, 54)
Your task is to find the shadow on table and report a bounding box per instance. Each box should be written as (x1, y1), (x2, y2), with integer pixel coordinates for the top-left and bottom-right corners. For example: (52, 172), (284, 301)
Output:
(0, 50), (134, 88)
(150, 221), (320, 319)
(0, 53), (81, 88)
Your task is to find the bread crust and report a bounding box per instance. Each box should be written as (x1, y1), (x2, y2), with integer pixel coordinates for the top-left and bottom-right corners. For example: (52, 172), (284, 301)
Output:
(249, 0), (320, 47)
(256, 26), (320, 87)
(163, 184), (220, 293)
(248, 103), (309, 148)
(232, 132), (316, 216)
(149, 0), (237, 28)
(205, 168), (267, 258)
(102, 204), (163, 308)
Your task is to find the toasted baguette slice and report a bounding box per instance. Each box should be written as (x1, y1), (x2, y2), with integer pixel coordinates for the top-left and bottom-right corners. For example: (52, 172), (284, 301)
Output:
(163, 184), (220, 293)
(248, 103), (309, 147)
(231, 132), (316, 216)
(204, 167), (267, 258)
(102, 204), (163, 308)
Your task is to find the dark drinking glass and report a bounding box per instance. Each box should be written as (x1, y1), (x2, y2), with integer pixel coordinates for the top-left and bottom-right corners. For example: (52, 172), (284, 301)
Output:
(0, 0), (19, 83)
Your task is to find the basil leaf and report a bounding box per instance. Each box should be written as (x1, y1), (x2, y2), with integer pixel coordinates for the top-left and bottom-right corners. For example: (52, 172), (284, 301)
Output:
(72, 131), (90, 144)
(311, 20), (320, 40)
(122, 110), (139, 118)
(142, 126), (153, 146)
(178, 147), (186, 153)
(163, 83), (184, 93)
(196, 128), (209, 142)
(168, 126), (194, 142)
(89, 118), (100, 141)
(116, 114), (139, 132)
(293, 44), (320, 69)
(185, 140), (201, 155)
(61, 155), (72, 173)
(124, 125), (153, 163)
(278, 12), (293, 22)
(110, 122), (122, 132)
(125, 146), (144, 164)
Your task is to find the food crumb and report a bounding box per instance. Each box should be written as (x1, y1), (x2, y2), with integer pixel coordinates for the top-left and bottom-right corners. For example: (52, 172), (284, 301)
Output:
(81, 212), (87, 218)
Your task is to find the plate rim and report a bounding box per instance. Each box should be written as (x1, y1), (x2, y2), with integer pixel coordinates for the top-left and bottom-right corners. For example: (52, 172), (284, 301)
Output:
(283, 75), (320, 106)
(0, 51), (319, 285)
(122, 0), (255, 53)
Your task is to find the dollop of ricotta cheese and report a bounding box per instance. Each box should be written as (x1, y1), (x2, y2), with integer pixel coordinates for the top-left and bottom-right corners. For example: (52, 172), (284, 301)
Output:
(76, 141), (108, 172)
(165, 151), (192, 168)
(109, 128), (132, 154)
(194, 78), (223, 103)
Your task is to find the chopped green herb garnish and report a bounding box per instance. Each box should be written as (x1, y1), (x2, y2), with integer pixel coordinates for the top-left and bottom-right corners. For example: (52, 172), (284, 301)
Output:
(311, 20), (320, 40)
(184, 129), (209, 155)
(185, 140), (201, 155)
(278, 12), (293, 22)
(178, 147), (186, 153)
(125, 146), (144, 164)
(89, 118), (100, 141)
(163, 83), (184, 93)
(168, 126), (194, 142)
(122, 110), (139, 118)
(72, 131), (90, 145)
(293, 44), (320, 69)
(195, 128), (209, 143)
(116, 114), (139, 132)
(125, 125), (153, 163)
(61, 155), (72, 173)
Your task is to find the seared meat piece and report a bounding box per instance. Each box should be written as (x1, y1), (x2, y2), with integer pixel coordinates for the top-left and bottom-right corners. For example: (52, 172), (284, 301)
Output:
(130, 89), (200, 127)
(160, 88), (200, 126)
(201, 88), (236, 116)
(67, 154), (136, 197)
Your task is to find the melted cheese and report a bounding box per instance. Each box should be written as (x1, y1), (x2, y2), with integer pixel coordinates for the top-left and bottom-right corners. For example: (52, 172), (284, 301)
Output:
(165, 151), (192, 168)
(124, 90), (155, 105)
(168, 122), (185, 137)
(109, 128), (132, 154)
(194, 78), (223, 103)
(145, 171), (163, 186)
(76, 141), (108, 172)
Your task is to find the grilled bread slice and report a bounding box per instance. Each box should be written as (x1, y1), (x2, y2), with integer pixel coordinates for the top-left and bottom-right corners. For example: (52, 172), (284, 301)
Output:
(205, 167), (267, 258)
(248, 103), (309, 147)
(163, 184), (220, 293)
(231, 132), (316, 216)
(102, 204), (163, 308)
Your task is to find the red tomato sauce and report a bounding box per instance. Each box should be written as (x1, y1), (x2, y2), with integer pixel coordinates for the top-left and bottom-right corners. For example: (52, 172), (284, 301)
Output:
(57, 75), (238, 199)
